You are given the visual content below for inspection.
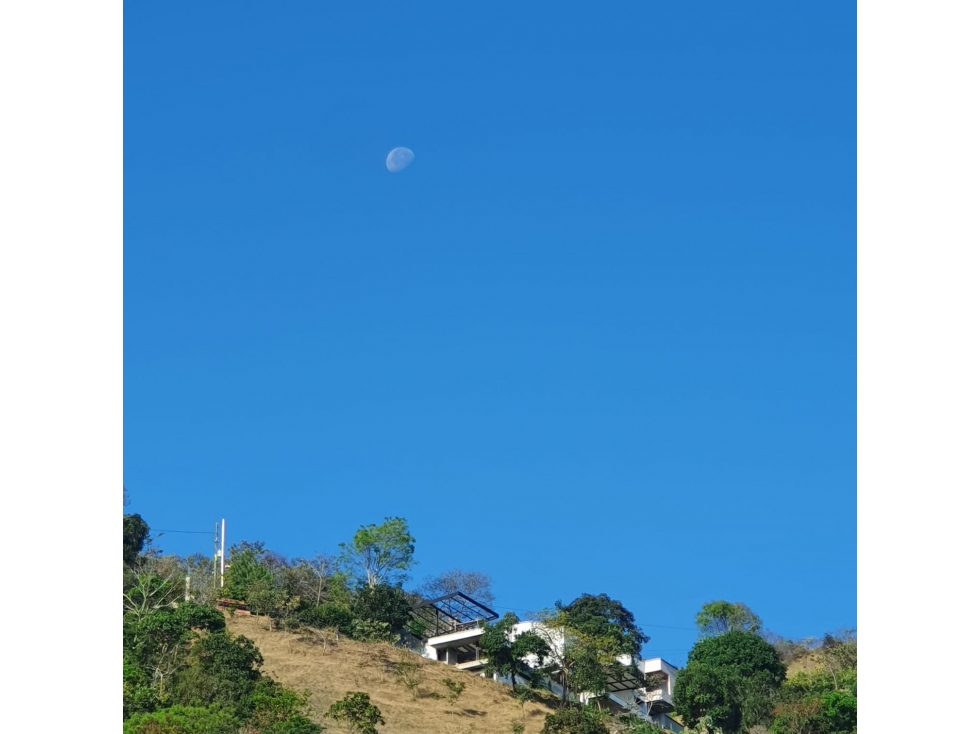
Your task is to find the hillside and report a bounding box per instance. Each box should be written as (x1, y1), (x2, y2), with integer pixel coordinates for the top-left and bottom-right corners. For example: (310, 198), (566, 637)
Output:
(785, 648), (830, 677)
(227, 614), (562, 734)
(124, 512), (854, 733)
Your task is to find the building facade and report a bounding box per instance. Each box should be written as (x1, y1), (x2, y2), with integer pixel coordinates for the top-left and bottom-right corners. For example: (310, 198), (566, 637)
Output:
(409, 592), (685, 732)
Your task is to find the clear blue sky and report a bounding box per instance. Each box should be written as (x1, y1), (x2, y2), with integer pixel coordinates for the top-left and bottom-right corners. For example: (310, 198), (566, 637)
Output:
(124, 1), (855, 662)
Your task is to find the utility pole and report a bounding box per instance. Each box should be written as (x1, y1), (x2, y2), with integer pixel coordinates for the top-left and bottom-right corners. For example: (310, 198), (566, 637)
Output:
(213, 522), (220, 589)
(220, 518), (226, 588)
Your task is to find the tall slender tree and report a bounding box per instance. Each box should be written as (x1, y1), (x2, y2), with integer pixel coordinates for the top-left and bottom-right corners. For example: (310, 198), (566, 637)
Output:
(338, 517), (416, 589)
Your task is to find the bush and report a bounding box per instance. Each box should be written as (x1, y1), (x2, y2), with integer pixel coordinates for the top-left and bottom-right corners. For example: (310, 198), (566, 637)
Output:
(168, 633), (263, 718)
(394, 648), (422, 698)
(328, 692), (385, 734)
(623, 720), (667, 734)
(298, 603), (355, 636)
(123, 705), (240, 734)
(124, 654), (159, 719)
(248, 678), (323, 734)
(820, 690), (857, 733)
(351, 584), (412, 634)
(442, 678), (466, 704)
(350, 619), (396, 643)
(541, 706), (610, 734)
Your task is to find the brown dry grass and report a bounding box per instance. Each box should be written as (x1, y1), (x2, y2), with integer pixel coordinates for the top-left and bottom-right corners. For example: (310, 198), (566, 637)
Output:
(785, 648), (828, 677)
(227, 615), (561, 734)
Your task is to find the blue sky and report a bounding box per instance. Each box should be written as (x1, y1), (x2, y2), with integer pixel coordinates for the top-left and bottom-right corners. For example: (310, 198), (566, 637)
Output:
(124, 1), (855, 661)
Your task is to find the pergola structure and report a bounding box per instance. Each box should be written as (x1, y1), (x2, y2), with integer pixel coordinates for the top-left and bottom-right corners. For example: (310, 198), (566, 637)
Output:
(604, 664), (647, 694)
(409, 591), (499, 638)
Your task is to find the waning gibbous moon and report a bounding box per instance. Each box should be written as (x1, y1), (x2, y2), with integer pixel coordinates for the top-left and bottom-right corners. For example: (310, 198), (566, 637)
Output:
(386, 147), (415, 173)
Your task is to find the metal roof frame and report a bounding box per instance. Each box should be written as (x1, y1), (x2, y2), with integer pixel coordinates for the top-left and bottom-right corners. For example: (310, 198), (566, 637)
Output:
(409, 591), (499, 639)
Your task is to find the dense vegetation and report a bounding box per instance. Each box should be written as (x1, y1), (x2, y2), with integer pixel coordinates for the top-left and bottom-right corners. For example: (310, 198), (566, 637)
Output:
(123, 514), (324, 732)
(672, 602), (857, 734)
(124, 497), (855, 734)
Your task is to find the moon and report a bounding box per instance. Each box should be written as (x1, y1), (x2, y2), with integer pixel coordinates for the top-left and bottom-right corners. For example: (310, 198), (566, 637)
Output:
(386, 147), (415, 173)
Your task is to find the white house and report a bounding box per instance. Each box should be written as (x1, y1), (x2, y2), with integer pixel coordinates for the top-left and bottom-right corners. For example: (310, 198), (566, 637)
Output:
(409, 592), (685, 732)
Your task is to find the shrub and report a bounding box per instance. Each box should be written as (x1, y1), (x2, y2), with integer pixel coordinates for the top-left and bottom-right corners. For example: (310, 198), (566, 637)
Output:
(351, 584), (412, 634)
(248, 678), (323, 734)
(168, 633), (263, 718)
(394, 648), (422, 698)
(298, 603), (355, 636)
(820, 690), (857, 733)
(442, 678), (466, 704)
(328, 692), (385, 734)
(123, 705), (239, 734)
(350, 619), (396, 643)
(541, 706), (610, 734)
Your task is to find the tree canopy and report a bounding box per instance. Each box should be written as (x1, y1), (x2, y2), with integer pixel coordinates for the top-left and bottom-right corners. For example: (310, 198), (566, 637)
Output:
(695, 600), (763, 637)
(557, 592), (649, 658)
(339, 517), (416, 589)
(480, 612), (550, 690)
(674, 630), (787, 734)
(122, 508), (322, 732)
(123, 513), (151, 569)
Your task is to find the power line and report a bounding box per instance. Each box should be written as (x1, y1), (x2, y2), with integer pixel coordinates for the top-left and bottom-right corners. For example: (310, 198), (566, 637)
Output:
(150, 528), (213, 535)
(490, 599), (698, 632)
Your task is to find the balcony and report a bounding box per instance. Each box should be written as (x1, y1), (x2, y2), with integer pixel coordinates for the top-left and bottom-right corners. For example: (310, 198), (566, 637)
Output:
(427, 626), (486, 649)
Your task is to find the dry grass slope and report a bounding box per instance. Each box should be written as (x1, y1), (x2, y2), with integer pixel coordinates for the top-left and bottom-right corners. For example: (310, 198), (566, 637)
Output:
(785, 648), (830, 677)
(228, 615), (561, 734)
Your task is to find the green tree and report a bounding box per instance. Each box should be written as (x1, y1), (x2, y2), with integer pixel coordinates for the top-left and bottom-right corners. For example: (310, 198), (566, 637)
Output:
(124, 654), (160, 719)
(480, 612), (551, 690)
(122, 522), (318, 730)
(124, 513), (151, 569)
(351, 583), (412, 634)
(558, 593), (649, 657)
(224, 542), (275, 602)
(674, 630), (786, 734)
(298, 603), (355, 636)
(673, 663), (742, 734)
(820, 690), (857, 733)
(247, 577), (301, 631)
(686, 629), (785, 681)
(168, 633), (264, 718)
(124, 602), (226, 704)
(328, 692), (385, 734)
(535, 595), (646, 704)
(248, 678), (323, 734)
(695, 601), (762, 637)
(565, 633), (621, 702)
(338, 517), (416, 589)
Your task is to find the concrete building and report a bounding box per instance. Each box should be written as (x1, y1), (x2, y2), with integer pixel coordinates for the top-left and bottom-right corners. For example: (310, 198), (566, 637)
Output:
(408, 592), (685, 732)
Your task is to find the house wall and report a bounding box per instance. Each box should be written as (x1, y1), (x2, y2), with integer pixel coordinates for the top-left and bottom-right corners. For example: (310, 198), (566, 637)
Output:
(419, 619), (681, 726)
